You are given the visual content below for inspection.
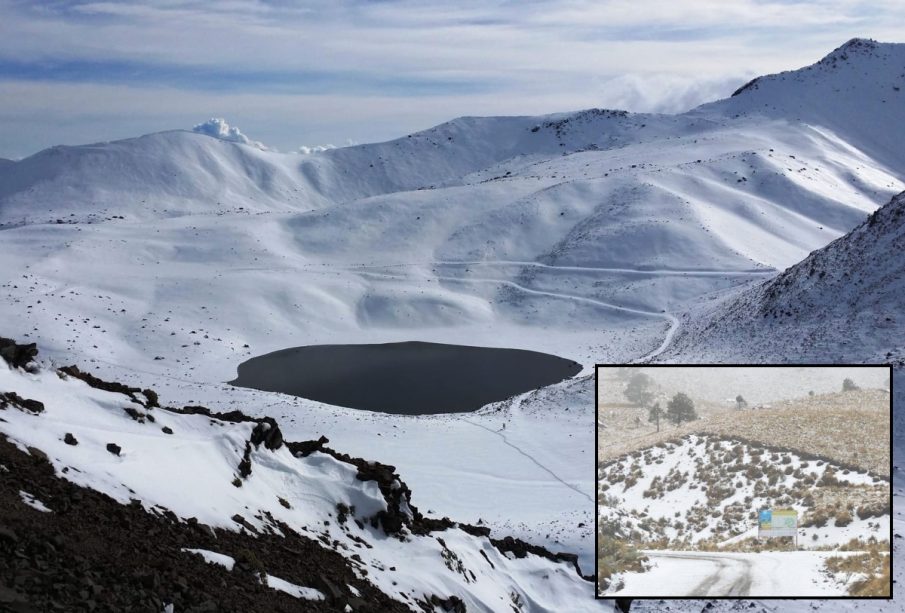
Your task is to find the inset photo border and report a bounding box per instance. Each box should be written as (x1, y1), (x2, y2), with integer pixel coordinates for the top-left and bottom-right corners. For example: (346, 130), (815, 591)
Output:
(595, 364), (892, 600)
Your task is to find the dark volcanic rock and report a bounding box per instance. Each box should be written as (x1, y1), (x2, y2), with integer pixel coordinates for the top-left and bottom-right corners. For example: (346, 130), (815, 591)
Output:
(0, 392), (44, 414)
(286, 435), (329, 457)
(0, 435), (408, 612)
(0, 337), (38, 369)
(490, 535), (582, 576)
(425, 594), (466, 613)
(25, 447), (47, 464)
(250, 418), (283, 450)
(106, 443), (122, 456)
(238, 443), (252, 478)
(63, 433), (78, 446)
(60, 365), (141, 401)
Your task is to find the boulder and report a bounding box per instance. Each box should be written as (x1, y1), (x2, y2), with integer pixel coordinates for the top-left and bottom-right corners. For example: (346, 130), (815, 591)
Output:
(0, 337), (38, 369)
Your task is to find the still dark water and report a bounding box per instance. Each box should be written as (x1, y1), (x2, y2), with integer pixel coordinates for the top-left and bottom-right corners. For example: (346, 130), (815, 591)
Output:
(229, 341), (582, 414)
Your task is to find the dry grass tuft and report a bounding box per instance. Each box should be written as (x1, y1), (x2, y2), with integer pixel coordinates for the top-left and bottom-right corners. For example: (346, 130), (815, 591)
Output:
(825, 549), (891, 596)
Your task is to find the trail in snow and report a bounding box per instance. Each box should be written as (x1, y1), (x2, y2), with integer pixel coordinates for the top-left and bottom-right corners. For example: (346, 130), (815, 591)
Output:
(46, 348), (219, 386)
(348, 260), (776, 278)
(228, 259), (688, 365)
(224, 260), (774, 278)
(355, 270), (675, 324)
(355, 268), (682, 363)
(459, 413), (593, 504)
(631, 313), (680, 364)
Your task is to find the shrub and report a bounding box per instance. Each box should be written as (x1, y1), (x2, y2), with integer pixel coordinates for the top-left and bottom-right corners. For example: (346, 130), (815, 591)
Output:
(835, 509), (853, 527)
(802, 510), (829, 528)
(597, 532), (649, 590)
(857, 501), (890, 520)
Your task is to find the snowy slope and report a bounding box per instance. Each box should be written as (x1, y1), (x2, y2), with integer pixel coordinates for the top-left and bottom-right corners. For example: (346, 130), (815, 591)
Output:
(701, 38), (905, 171)
(648, 61), (905, 610)
(599, 434), (889, 550)
(0, 357), (599, 611)
(0, 131), (325, 222)
(665, 190), (905, 365)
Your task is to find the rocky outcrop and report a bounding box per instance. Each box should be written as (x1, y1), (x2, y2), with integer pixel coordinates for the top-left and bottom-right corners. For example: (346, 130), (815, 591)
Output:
(0, 435), (408, 612)
(286, 435), (329, 457)
(0, 338), (38, 370)
(249, 418), (283, 451)
(491, 535), (583, 577)
(60, 365), (143, 404)
(0, 392), (44, 414)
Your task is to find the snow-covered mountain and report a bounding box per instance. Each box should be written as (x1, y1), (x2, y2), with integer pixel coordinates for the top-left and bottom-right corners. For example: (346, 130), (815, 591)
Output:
(2, 38), (905, 611)
(703, 38), (905, 171)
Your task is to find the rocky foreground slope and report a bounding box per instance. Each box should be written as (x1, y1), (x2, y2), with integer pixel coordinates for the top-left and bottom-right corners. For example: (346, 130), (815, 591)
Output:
(0, 339), (597, 612)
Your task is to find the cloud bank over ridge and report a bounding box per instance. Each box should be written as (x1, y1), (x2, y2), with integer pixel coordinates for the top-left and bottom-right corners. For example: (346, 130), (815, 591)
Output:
(1, 1), (904, 156)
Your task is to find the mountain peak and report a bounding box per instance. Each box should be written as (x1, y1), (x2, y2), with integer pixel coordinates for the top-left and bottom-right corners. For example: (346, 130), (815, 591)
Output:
(820, 37), (882, 62)
(730, 38), (893, 98)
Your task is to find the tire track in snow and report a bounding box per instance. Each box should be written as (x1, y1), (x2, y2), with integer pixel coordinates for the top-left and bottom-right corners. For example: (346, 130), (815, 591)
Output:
(640, 551), (754, 596)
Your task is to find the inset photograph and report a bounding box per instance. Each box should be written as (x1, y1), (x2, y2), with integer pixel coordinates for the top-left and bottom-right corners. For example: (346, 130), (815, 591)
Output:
(596, 366), (891, 598)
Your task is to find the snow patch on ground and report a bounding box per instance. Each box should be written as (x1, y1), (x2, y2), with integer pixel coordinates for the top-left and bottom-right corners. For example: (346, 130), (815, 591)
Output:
(18, 490), (51, 513)
(181, 548), (236, 571)
(264, 574), (325, 601)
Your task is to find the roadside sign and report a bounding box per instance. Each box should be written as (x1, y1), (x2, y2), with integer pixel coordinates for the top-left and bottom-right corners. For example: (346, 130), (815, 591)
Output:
(758, 508), (797, 539)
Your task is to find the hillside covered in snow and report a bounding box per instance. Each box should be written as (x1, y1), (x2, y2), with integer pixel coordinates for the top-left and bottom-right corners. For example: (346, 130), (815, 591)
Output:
(665, 189), (905, 366)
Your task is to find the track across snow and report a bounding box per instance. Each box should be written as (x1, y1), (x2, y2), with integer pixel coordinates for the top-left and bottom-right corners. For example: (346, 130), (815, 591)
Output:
(609, 550), (865, 597)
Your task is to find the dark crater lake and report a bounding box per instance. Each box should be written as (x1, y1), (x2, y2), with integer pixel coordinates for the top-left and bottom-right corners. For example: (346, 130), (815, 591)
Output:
(229, 341), (582, 414)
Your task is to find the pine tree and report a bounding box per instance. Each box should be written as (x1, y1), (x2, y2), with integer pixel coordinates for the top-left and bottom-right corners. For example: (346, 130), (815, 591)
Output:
(842, 378), (860, 392)
(666, 392), (697, 425)
(624, 373), (655, 407)
(648, 402), (663, 432)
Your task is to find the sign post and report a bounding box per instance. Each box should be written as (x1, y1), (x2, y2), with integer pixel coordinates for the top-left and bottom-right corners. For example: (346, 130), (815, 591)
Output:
(758, 508), (798, 547)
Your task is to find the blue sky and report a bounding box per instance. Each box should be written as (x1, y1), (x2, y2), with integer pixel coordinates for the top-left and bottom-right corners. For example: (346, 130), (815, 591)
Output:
(0, 0), (903, 158)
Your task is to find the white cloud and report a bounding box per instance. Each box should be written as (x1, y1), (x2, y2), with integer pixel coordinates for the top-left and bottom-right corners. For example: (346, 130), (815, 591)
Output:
(1, 1), (905, 156)
(593, 73), (754, 114)
(297, 144), (336, 155)
(191, 117), (268, 150)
